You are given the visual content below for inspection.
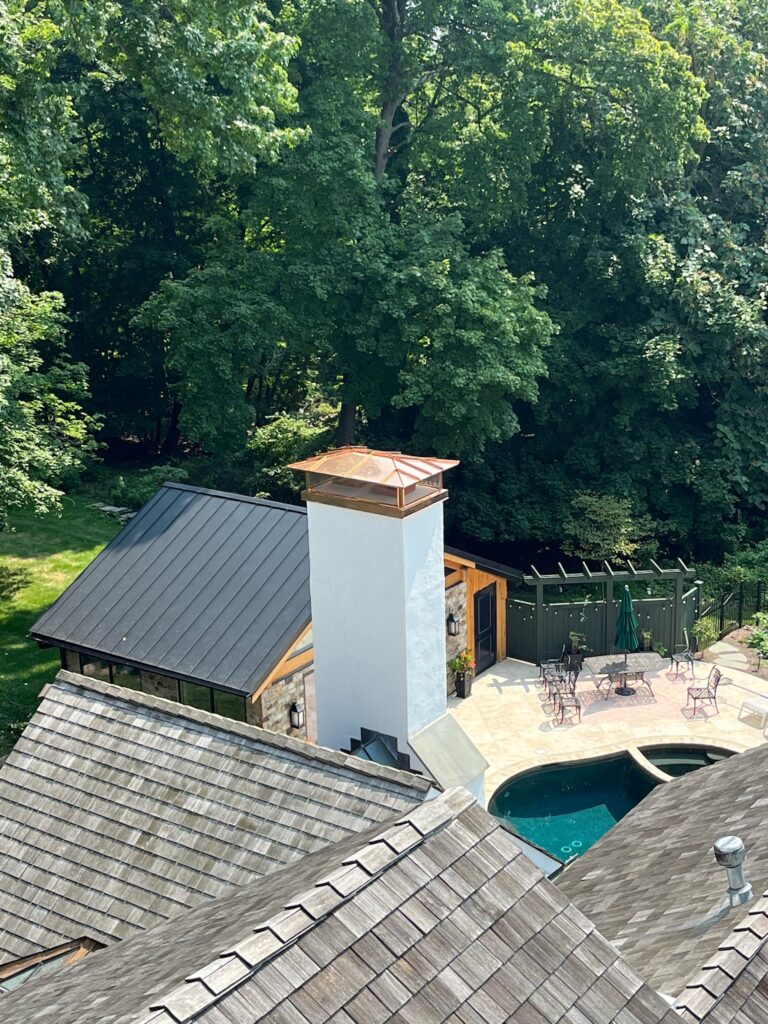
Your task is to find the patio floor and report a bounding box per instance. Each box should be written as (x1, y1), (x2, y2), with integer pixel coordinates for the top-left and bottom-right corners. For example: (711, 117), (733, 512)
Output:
(448, 657), (768, 805)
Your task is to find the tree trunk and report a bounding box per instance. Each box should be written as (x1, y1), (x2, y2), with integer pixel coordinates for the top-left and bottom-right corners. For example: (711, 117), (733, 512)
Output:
(336, 401), (357, 446)
(161, 401), (182, 456)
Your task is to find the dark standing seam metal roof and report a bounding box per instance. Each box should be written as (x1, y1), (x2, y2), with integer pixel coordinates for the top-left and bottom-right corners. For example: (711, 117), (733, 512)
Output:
(30, 484), (312, 695)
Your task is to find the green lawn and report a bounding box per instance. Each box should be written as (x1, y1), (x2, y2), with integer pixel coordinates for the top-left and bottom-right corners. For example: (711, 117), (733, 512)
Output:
(0, 496), (119, 754)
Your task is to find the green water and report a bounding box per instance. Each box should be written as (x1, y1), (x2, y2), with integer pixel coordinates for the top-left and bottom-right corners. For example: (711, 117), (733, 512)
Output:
(489, 754), (659, 860)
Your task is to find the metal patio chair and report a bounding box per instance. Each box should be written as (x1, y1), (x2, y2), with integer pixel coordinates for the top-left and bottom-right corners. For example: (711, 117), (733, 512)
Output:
(670, 629), (699, 679)
(556, 691), (581, 725)
(686, 666), (722, 716)
(630, 670), (653, 697)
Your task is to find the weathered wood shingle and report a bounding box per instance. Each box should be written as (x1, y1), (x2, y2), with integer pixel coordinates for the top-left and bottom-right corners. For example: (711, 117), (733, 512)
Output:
(0, 672), (429, 963)
(0, 790), (681, 1024)
(557, 743), (768, 997)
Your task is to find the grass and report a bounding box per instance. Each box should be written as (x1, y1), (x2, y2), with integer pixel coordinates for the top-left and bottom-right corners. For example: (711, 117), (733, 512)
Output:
(0, 495), (119, 754)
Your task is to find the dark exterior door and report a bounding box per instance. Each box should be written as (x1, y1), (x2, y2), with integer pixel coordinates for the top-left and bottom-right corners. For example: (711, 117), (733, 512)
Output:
(474, 584), (497, 674)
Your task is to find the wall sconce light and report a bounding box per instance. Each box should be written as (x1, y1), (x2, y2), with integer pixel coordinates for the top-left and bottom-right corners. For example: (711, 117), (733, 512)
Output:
(646, 585), (652, 596)
(446, 613), (459, 637)
(289, 701), (305, 730)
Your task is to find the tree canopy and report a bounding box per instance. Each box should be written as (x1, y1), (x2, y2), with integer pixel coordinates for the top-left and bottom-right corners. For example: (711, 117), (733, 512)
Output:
(5, 0), (768, 569)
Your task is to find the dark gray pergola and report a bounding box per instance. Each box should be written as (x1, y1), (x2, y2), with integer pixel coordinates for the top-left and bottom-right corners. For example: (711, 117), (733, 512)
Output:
(522, 558), (698, 665)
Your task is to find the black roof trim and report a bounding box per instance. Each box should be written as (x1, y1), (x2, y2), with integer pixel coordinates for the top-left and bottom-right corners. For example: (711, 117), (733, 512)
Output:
(445, 545), (524, 582)
(163, 482), (307, 515)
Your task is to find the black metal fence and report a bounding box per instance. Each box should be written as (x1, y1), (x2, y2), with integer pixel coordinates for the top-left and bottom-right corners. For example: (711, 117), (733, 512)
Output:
(698, 581), (765, 639)
(507, 589), (697, 664)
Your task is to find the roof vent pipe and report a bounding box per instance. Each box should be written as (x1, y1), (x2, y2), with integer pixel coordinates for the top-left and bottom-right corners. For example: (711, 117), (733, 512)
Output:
(713, 836), (752, 906)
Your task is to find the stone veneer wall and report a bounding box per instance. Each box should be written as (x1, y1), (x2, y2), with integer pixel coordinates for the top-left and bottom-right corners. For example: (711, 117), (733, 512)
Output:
(248, 668), (310, 740)
(139, 670), (180, 702)
(445, 580), (469, 695)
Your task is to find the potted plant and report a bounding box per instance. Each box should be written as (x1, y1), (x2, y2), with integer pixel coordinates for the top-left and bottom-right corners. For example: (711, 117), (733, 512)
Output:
(641, 630), (652, 651)
(449, 648), (475, 699)
(568, 631), (587, 654)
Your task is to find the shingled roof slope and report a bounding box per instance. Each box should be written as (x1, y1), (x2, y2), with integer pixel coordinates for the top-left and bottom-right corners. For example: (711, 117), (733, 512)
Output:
(30, 483), (311, 694)
(557, 743), (768, 997)
(0, 671), (429, 964)
(0, 789), (682, 1024)
(676, 890), (768, 1024)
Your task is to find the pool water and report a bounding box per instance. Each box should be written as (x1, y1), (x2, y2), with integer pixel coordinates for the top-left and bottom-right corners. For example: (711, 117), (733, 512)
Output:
(489, 754), (658, 861)
(639, 744), (734, 777)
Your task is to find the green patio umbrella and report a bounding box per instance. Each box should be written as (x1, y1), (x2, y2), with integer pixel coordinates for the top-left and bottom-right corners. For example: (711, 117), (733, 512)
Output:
(615, 584), (639, 665)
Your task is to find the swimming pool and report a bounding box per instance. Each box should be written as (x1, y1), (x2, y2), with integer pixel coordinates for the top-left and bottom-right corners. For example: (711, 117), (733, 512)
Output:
(488, 745), (735, 861)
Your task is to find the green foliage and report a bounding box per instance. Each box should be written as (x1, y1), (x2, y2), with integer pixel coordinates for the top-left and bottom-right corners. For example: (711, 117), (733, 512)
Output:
(0, 259), (98, 527)
(563, 493), (656, 563)
(747, 628), (768, 659)
(110, 465), (190, 510)
(691, 618), (719, 650)
(246, 404), (336, 501)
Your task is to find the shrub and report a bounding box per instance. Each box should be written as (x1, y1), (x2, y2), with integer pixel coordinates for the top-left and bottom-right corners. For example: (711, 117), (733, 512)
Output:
(691, 618), (718, 651)
(110, 465), (189, 510)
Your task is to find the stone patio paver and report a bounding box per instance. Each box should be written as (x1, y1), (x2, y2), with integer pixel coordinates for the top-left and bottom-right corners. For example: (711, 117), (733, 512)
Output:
(448, 657), (768, 806)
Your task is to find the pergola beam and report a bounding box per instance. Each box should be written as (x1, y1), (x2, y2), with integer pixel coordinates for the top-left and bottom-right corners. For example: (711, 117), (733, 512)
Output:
(581, 561), (593, 578)
(522, 563), (694, 586)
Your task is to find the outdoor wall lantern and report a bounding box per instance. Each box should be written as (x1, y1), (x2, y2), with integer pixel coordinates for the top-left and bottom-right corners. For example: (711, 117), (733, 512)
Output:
(289, 701), (305, 730)
(446, 613), (459, 637)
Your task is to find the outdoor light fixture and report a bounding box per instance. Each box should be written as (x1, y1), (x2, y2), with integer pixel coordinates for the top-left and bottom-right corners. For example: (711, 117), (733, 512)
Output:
(646, 585), (652, 596)
(289, 701), (305, 730)
(446, 613), (459, 637)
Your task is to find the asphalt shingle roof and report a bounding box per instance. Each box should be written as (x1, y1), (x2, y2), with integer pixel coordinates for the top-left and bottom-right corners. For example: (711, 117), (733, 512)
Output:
(30, 483), (311, 694)
(557, 742), (768, 998)
(0, 671), (429, 965)
(0, 789), (682, 1024)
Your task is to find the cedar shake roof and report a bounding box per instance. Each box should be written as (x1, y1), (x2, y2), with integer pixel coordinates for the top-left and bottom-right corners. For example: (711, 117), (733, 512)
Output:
(556, 743), (768, 998)
(0, 671), (429, 965)
(30, 484), (311, 695)
(288, 447), (459, 488)
(676, 891), (768, 1023)
(0, 789), (682, 1024)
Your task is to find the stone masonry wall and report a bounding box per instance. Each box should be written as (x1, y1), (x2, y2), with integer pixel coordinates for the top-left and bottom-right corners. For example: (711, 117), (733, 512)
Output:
(139, 670), (179, 702)
(248, 668), (310, 740)
(445, 580), (469, 695)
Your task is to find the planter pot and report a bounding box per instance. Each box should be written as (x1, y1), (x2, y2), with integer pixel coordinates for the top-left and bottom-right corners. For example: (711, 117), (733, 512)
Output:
(455, 671), (473, 699)
(642, 638), (652, 651)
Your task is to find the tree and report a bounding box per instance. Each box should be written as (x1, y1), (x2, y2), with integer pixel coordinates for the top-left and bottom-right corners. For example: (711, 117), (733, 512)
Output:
(0, 260), (97, 526)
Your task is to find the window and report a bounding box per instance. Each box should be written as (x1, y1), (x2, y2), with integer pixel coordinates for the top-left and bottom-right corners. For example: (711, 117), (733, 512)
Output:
(289, 626), (313, 658)
(80, 656), (111, 683)
(60, 648), (80, 672)
(213, 690), (246, 722)
(111, 662), (141, 691)
(181, 681), (213, 712)
(139, 671), (180, 702)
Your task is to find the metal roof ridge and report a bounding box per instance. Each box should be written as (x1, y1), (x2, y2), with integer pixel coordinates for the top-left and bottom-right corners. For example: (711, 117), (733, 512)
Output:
(161, 482), (308, 515)
(51, 671), (432, 793)
(675, 889), (768, 1022)
(140, 789), (473, 1024)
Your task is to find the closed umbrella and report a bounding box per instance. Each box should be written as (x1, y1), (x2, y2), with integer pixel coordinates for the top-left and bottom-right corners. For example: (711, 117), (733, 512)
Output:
(614, 585), (639, 695)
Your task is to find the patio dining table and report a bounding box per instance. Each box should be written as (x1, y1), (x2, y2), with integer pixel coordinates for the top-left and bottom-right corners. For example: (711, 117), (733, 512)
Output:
(583, 652), (667, 697)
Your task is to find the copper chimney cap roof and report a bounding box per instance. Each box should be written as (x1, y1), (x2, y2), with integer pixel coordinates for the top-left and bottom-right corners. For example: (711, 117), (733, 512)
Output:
(288, 447), (459, 489)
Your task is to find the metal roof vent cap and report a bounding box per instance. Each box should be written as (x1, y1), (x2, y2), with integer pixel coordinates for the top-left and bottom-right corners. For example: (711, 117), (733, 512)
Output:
(714, 835), (753, 906)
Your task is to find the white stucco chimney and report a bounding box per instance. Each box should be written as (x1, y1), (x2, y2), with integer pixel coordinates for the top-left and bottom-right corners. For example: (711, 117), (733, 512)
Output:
(288, 447), (485, 792)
